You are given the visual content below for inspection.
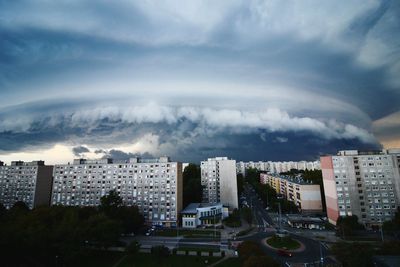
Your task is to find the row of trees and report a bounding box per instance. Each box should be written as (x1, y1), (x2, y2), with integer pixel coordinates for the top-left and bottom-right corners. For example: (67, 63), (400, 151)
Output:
(332, 240), (400, 267)
(182, 163), (203, 208)
(237, 241), (279, 267)
(0, 190), (144, 266)
(246, 168), (299, 213)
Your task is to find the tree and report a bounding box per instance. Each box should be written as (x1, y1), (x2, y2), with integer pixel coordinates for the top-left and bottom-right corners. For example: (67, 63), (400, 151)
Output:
(332, 242), (373, 267)
(100, 189), (123, 217)
(126, 241), (141, 255)
(182, 164), (203, 207)
(117, 206), (145, 234)
(223, 209), (242, 227)
(336, 215), (364, 238)
(241, 207), (252, 224)
(237, 241), (263, 261)
(383, 207), (400, 232)
(237, 173), (244, 198)
(151, 245), (170, 260)
(243, 255), (279, 267)
(0, 202), (6, 218)
(83, 213), (122, 249)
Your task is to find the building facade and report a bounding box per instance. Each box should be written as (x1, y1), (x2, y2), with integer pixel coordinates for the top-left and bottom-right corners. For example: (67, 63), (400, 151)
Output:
(201, 157), (238, 210)
(321, 149), (400, 227)
(0, 160), (53, 209)
(260, 173), (323, 213)
(181, 203), (228, 228)
(51, 157), (183, 227)
(236, 160), (321, 176)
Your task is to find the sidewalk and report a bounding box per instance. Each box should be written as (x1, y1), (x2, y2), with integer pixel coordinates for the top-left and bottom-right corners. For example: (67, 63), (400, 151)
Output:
(220, 218), (251, 240)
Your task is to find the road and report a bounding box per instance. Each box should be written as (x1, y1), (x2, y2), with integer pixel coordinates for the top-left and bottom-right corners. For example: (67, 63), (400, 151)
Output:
(122, 183), (336, 266)
(241, 183), (335, 266)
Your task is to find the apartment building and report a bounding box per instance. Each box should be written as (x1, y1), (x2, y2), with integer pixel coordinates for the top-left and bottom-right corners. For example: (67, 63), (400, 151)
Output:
(321, 149), (400, 227)
(260, 173), (323, 213)
(237, 160), (320, 176)
(0, 160), (53, 209)
(51, 157), (183, 227)
(201, 157), (238, 210)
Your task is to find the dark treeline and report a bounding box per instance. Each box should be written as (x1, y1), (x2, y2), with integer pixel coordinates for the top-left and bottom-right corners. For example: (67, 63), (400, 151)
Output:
(0, 190), (144, 267)
(246, 168), (298, 213)
(182, 164), (203, 208)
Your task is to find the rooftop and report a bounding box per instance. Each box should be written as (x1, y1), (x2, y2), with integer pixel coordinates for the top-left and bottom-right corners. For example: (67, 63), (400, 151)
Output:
(181, 203), (223, 214)
(70, 156), (172, 165)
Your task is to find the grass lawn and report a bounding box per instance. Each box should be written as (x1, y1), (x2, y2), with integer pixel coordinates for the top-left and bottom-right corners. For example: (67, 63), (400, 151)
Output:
(214, 257), (242, 267)
(156, 229), (220, 238)
(345, 236), (380, 241)
(73, 251), (125, 267)
(117, 254), (221, 267)
(177, 246), (220, 253)
(266, 235), (301, 250)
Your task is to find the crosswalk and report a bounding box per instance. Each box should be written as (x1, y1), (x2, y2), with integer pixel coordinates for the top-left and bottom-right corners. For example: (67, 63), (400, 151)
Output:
(256, 224), (276, 232)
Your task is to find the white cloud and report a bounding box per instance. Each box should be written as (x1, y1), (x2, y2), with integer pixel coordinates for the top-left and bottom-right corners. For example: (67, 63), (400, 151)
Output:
(0, 102), (377, 144)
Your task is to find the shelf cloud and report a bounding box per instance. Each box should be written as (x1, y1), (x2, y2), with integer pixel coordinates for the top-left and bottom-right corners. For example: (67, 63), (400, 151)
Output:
(0, 0), (399, 163)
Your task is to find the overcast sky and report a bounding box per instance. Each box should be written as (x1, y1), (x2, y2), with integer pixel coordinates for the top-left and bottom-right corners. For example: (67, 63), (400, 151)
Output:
(0, 0), (399, 164)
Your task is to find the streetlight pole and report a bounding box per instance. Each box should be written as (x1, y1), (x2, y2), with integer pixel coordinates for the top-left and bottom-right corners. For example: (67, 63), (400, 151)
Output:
(380, 224), (384, 243)
(278, 202), (282, 230)
(320, 242), (324, 267)
(214, 213), (216, 239)
(177, 219), (179, 249)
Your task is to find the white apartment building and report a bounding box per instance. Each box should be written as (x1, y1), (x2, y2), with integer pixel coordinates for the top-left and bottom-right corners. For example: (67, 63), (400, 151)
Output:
(321, 149), (400, 227)
(260, 173), (323, 213)
(0, 160), (53, 209)
(201, 157), (238, 210)
(51, 157), (183, 227)
(236, 160), (320, 176)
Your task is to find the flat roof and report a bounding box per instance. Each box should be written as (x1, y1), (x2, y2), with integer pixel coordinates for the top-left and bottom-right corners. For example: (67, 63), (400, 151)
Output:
(181, 203), (223, 214)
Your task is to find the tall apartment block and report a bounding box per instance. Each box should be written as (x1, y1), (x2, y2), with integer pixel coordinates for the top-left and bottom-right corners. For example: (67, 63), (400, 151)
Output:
(321, 149), (400, 227)
(201, 157), (238, 210)
(51, 157), (183, 227)
(0, 160), (54, 209)
(260, 173), (323, 213)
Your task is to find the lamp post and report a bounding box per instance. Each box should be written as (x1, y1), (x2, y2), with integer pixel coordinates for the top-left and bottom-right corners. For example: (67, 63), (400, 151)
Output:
(214, 213), (216, 238)
(320, 242), (324, 267)
(278, 202), (282, 230)
(176, 219), (179, 249)
(380, 223), (384, 243)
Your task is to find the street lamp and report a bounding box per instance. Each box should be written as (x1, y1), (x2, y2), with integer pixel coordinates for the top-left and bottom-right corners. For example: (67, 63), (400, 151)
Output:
(278, 202), (282, 230)
(320, 242), (324, 266)
(176, 219), (179, 249)
(214, 213), (216, 238)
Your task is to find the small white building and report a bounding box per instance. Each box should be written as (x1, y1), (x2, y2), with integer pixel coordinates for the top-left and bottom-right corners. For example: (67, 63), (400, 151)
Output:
(181, 203), (228, 228)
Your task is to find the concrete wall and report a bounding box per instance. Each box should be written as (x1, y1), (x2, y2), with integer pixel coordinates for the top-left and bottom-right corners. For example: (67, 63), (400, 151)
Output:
(219, 159), (238, 210)
(300, 184), (322, 212)
(321, 156), (339, 225)
(34, 165), (54, 207)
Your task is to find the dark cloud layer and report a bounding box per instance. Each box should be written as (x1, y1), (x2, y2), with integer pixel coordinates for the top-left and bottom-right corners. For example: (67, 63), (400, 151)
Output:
(0, 0), (399, 162)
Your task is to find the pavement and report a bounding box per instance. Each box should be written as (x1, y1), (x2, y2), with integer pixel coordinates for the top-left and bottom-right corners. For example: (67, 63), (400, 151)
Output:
(239, 184), (337, 266)
(120, 183), (342, 266)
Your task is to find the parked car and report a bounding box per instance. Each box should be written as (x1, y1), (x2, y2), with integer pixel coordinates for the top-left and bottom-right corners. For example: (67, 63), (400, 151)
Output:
(277, 249), (292, 257)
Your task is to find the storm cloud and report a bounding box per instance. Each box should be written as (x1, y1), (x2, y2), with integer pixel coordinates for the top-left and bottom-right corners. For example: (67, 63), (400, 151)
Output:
(0, 0), (399, 163)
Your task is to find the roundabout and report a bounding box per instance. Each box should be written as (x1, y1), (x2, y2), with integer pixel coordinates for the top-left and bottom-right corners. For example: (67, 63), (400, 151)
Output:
(263, 235), (305, 252)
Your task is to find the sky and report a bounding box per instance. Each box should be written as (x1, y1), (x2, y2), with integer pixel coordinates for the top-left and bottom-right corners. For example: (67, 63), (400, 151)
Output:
(0, 0), (399, 164)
